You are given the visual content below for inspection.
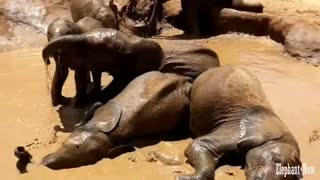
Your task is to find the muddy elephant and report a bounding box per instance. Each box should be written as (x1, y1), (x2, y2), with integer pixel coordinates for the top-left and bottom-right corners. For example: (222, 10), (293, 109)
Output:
(177, 67), (301, 180)
(43, 28), (164, 107)
(71, 0), (118, 29)
(42, 28), (220, 107)
(46, 18), (104, 106)
(181, 0), (264, 37)
(119, 0), (163, 37)
(41, 71), (192, 169)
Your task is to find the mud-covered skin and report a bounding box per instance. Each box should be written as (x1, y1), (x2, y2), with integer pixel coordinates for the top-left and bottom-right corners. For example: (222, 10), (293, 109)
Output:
(46, 18), (104, 106)
(71, 0), (118, 29)
(43, 28), (164, 107)
(76, 17), (104, 33)
(43, 28), (219, 107)
(177, 67), (301, 180)
(181, 0), (264, 37)
(47, 18), (81, 106)
(42, 71), (192, 169)
(159, 41), (220, 79)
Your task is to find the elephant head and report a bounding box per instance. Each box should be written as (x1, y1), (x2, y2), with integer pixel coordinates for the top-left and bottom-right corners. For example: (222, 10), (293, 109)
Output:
(42, 128), (112, 169)
(42, 101), (123, 169)
(42, 34), (87, 65)
(93, 0), (119, 29)
(42, 28), (164, 68)
(47, 18), (81, 42)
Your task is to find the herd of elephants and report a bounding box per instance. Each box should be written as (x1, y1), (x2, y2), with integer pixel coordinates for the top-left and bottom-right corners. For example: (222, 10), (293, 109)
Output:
(14, 0), (303, 179)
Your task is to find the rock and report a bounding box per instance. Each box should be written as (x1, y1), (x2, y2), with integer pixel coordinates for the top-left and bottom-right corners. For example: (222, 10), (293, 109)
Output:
(146, 151), (183, 166)
(284, 23), (320, 66)
(4, 0), (47, 32)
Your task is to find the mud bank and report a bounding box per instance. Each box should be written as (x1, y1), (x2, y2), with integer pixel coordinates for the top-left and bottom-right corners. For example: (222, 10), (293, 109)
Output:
(0, 0), (70, 52)
(211, 8), (320, 66)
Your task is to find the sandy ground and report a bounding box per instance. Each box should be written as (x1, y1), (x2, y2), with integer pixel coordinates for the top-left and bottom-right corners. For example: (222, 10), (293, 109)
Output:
(0, 0), (320, 180)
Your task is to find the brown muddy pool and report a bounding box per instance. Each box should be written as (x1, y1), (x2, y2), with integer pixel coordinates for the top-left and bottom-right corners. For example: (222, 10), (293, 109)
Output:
(0, 34), (319, 180)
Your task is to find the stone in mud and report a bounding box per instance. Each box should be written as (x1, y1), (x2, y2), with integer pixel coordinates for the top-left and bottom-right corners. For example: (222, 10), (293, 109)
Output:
(285, 23), (320, 66)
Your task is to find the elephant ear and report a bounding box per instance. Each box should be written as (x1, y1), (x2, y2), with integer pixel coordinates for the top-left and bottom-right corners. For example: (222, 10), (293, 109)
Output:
(85, 100), (122, 133)
(237, 105), (285, 153)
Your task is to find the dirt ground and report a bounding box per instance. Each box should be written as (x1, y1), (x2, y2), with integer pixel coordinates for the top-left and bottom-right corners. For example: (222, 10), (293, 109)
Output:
(0, 0), (320, 180)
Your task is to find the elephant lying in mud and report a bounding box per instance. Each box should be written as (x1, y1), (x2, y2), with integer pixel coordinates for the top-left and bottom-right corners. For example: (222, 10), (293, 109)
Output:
(43, 28), (220, 107)
(181, 0), (264, 37)
(71, 0), (118, 29)
(177, 67), (302, 180)
(46, 18), (104, 106)
(41, 71), (192, 169)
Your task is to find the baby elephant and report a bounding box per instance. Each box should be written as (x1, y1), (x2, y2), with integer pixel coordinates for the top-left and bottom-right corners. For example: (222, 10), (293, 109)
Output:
(42, 71), (192, 169)
(46, 18), (104, 106)
(43, 28), (219, 107)
(43, 28), (164, 107)
(178, 67), (301, 180)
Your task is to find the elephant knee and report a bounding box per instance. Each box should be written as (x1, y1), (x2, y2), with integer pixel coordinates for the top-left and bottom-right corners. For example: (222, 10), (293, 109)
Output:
(185, 140), (209, 159)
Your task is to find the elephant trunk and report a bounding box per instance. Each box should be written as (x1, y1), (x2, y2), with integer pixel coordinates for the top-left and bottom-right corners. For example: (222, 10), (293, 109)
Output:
(147, 0), (159, 36)
(42, 34), (87, 65)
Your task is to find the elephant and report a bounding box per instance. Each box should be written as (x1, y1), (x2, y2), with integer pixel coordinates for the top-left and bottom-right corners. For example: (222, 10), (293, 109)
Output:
(177, 67), (301, 180)
(41, 71), (192, 169)
(119, 0), (164, 37)
(43, 28), (164, 107)
(71, 0), (118, 29)
(181, 0), (264, 37)
(46, 18), (104, 106)
(42, 28), (220, 107)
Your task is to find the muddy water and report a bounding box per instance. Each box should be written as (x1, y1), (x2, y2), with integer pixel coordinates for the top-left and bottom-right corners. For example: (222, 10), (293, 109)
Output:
(0, 34), (319, 180)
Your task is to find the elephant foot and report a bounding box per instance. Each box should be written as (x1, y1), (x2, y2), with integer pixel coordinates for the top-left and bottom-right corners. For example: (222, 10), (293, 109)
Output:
(52, 96), (69, 106)
(183, 31), (202, 39)
(176, 174), (203, 180)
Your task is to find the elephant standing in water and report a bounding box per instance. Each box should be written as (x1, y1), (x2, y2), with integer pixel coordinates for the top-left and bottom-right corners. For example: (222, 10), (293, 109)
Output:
(177, 67), (301, 180)
(181, 0), (264, 37)
(42, 71), (192, 169)
(46, 18), (104, 106)
(42, 28), (219, 107)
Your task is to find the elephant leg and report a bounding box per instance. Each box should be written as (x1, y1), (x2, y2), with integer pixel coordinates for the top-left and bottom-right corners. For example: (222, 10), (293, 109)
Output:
(89, 70), (102, 102)
(51, 62), (69, 106)
(232, 0), (263, 13)
(74, 67), (89, 107)
(177, 126), (238, 180)
(181, 0), (201, 37)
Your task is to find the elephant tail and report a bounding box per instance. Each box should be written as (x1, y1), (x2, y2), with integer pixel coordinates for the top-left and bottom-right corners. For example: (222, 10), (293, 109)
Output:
(42, 34), (87, 65)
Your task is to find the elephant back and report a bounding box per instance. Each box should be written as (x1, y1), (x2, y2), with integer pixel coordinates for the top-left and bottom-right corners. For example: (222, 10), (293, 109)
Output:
(159, 40), (220, 79)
